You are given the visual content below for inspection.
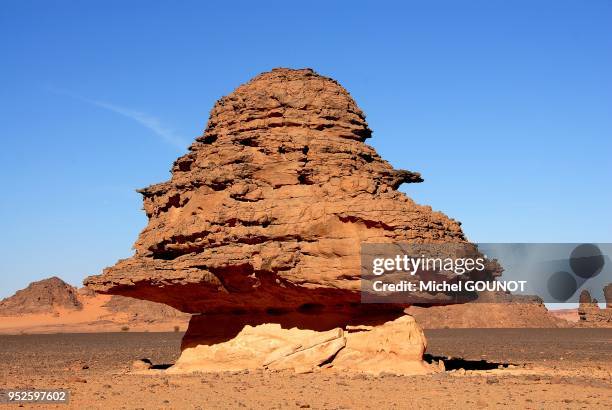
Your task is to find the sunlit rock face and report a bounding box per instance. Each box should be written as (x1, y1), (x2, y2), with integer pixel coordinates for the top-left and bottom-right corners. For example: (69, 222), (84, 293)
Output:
(83, 68), (502, 375)
(85, 68), (484, 316)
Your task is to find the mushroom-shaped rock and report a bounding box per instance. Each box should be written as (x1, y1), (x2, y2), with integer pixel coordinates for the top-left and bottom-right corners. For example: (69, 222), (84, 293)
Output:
(85, 68), (494, 374)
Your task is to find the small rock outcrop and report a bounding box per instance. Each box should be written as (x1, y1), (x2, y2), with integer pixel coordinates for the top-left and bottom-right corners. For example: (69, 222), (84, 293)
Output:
(0, 277), (82, 315)
(85, 68), (498, 374)
(578, 288), (612, 326)
(604, 284), (612, 309)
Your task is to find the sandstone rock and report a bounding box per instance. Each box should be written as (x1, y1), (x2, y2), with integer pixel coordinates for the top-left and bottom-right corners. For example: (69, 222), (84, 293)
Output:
(167, 324), (346, 374)
(333, 315), (432, 375)
(178, 307), (405, 351)
(84, 67), (496, 315)
(604, 284), (612, 309)
(131, 358), (153, 371)
(579, 289), (594, 307)
(578, 287), (612, 326)
(81, 67), (503, 375)
(168, 315), (433, 376)
(0, 277), (82, 315)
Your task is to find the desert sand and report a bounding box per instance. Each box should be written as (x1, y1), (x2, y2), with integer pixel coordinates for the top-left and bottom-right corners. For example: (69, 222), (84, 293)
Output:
(1, 329), (610, 409)
(0, 278), (189, 335)
(0, 294), (188, 334)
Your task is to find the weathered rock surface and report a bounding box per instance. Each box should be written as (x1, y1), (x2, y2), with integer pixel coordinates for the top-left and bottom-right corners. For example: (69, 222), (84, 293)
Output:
(83, 68), (503, 375)
(168, 315), (433, 375)
(0, 277), (82, 315)
(84, 68), (493, 315)
(332, 315), (431, 375)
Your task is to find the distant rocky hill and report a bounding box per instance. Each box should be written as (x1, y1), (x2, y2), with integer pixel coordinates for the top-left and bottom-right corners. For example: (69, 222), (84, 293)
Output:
(103, 293), (189, 323)
(405, 291), (571, 329)
(0, 277), (190, 334)
(0, 277), (82, 315)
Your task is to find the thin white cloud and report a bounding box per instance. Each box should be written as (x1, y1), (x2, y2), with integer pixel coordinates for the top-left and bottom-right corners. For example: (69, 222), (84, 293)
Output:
(47, 86), (187, 150)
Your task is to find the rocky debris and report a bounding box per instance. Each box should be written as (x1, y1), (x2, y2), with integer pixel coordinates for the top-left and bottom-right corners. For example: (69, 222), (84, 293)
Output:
(84, 67), (496, 316)
(131, 358), (153, 371)
(168, 315), (433, 375)
(578, 288), (612, 326)
(0, 277), (82, 315)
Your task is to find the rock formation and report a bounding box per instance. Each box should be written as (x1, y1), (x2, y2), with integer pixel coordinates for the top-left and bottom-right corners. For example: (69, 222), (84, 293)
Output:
(406, 292), (571, 328)
(85, 68), (497, 374)
(605, 284), (612, 309)
(578, 288), (612, 326)
(169, 315), (429, 375)
(0, 277), (189, 334)
(0, 277), (82, 315)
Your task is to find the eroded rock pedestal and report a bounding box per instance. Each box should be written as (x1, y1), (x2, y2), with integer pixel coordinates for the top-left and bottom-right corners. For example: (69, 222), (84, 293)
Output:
(85, 68), (494, 375)
(169, 315), (432, 375)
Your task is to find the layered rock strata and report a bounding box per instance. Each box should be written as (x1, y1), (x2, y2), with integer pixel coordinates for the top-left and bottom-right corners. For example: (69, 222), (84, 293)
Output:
(85, 68), (497, 374)
(85, 68), (493, 314)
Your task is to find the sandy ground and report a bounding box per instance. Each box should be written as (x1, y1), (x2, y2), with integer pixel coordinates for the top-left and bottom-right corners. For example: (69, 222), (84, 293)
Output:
(0, 295), (188, 334)
(549, 309), (580, 323)
(0, 329), (610, 409)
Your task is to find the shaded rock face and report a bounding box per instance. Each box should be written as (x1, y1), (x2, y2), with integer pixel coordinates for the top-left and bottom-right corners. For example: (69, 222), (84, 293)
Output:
(0, 277), (82, 315)
(85, 68), (485, 317)
(180, 308), (406, 351)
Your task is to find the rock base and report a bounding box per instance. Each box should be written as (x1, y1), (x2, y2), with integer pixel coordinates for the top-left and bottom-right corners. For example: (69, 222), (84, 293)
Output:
(167, 315), (435, 375)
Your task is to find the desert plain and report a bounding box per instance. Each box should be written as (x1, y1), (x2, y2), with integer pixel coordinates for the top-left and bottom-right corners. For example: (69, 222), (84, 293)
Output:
(1, 328), (610, 409)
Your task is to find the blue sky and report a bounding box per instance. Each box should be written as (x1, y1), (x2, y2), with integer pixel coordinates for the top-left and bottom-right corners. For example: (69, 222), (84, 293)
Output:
(1, 0), (611, 298)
